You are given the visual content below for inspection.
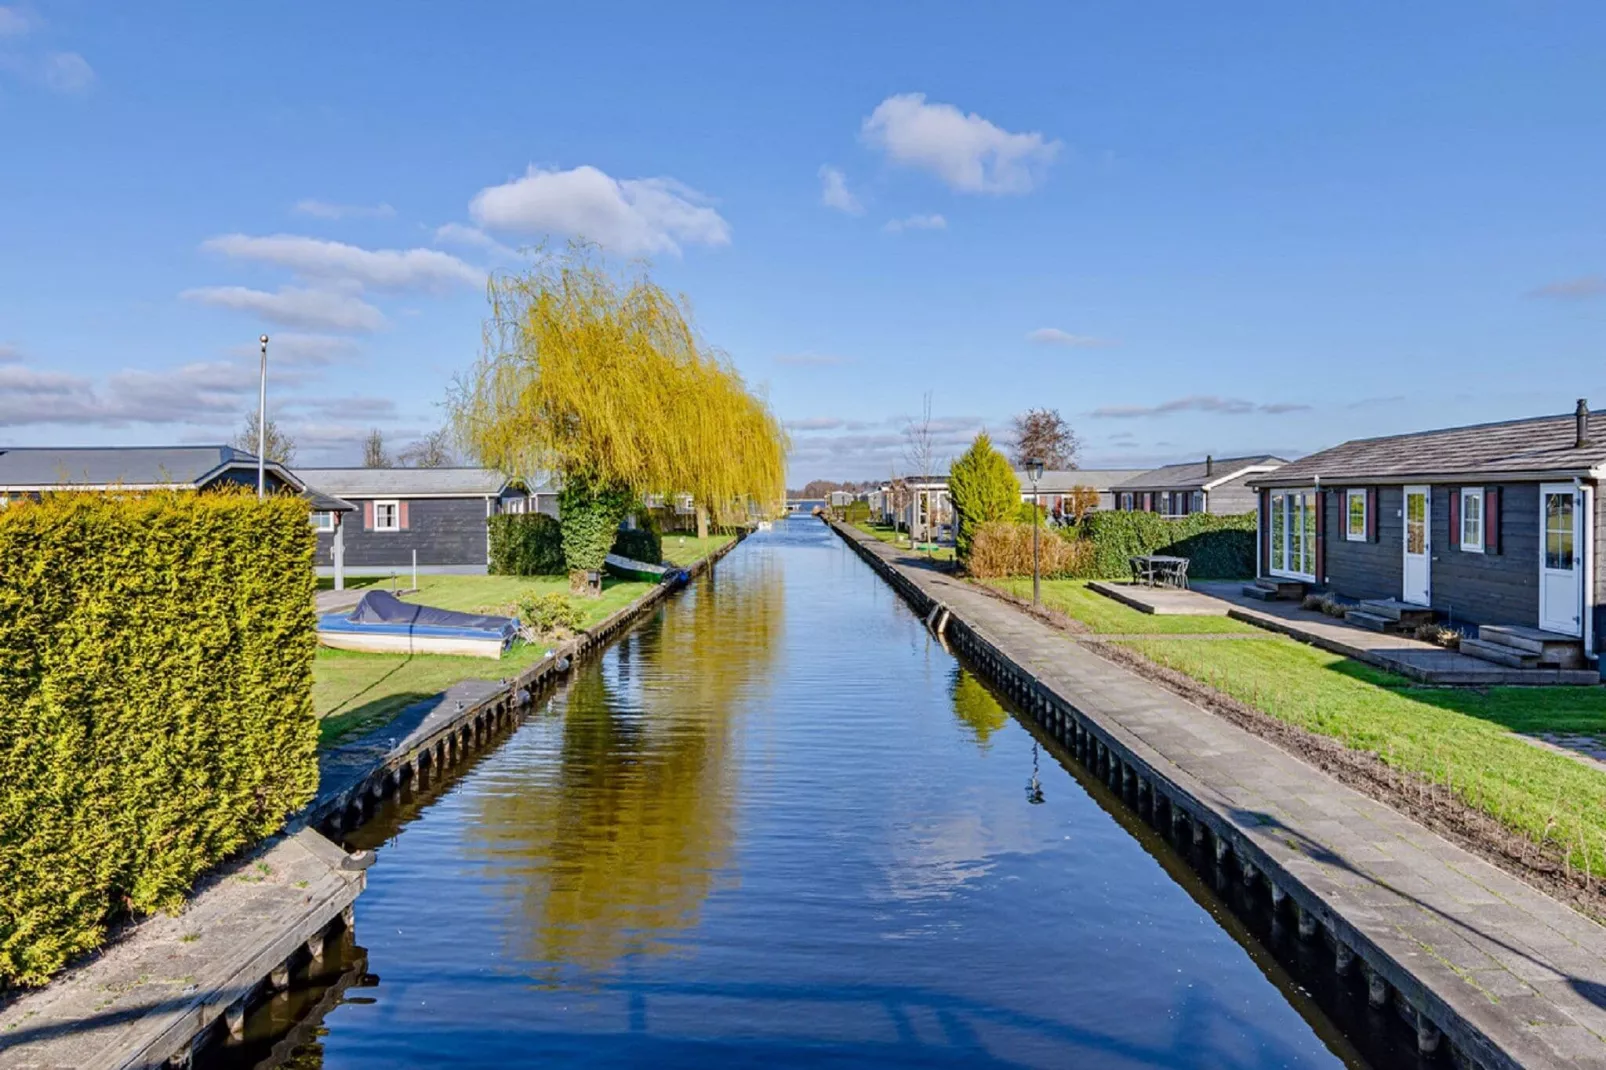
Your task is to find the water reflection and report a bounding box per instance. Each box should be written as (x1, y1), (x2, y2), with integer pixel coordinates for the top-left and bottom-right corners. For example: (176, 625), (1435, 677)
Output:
(950, 667), (1008, 746)
(466, 554), (783, 975)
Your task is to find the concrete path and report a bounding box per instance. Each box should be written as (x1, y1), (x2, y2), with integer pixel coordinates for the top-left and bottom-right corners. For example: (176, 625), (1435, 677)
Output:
(1193, 581), (1599, 686)
(1087, 580), (1231, 616)
(841, 526), (1606, 1069)
(0, 830), (363, 1070)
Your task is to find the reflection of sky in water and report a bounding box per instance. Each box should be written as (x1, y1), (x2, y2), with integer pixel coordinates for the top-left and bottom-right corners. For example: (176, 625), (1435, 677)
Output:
(294, 519), (1361, 1070)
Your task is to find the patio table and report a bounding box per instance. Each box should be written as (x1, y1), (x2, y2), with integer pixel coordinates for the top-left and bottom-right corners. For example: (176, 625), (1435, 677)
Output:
(1129, 554), (1190, 589)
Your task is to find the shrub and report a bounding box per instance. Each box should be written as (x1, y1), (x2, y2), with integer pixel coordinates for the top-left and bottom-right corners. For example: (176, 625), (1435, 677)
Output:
(489, 512), (565, 575)
(517, 592), (587, 639)
(0, 490), (318, 987)
(611, 523), (663, 565)
(558, 471), (635, 588)
(1302, 593), (1325, 612)
(1016, 500), (1046, 524)
(1413, 622), (1463, 650)
(1077, 510), (1256, 580)
(949, 433), (1021, 560)
(844, 500), (871, 524)
(967, 521), (1094, 579)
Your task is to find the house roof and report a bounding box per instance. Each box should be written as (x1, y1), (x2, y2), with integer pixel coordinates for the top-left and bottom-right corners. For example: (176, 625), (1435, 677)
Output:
(1251, 408), (1606, 487)
(1014, 468), (1150, 494)
(1115, 455), (1285, 492)
(291, 466), (531, 498)
(0, 445), (304, 492)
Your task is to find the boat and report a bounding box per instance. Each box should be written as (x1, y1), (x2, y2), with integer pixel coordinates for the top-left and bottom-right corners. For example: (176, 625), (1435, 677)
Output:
(604, 552), (691, 586)
(317, 590), (518, 659)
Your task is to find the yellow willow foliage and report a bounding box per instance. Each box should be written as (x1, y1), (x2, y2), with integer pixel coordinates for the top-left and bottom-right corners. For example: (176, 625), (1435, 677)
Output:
(452, 244), (788, 514)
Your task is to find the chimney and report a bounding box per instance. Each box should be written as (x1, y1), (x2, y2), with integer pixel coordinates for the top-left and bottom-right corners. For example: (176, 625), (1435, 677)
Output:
(1205, 454), (1214, 477)
(1578, 398), (1591, 450)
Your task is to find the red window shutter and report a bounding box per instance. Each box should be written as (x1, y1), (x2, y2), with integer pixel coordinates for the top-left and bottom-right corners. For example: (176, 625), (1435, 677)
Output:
(1447, 489), (1460, 552)
(399, 501), (410, 530)
(363, 501), (373, 531)
(1488, 486), (1502, 554)
(1314, 490), (1327, 583)
(1366, 488), (1378, 542)
(1260, 489), (1271, 573)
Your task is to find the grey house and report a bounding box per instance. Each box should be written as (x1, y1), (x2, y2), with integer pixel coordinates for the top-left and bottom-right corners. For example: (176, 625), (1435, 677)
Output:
(293, 467), (548, 577)
(0, 445), (308, 498)
(1014, 469), (1150, 516)
(1246, 402), (1606, 669)
(1114, 455), (1285, 516)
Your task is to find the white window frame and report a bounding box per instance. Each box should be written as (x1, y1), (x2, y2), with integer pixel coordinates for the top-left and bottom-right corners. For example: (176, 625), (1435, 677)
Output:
(1460, 488), (1485, 553)
(310, 510), (336, 532)
(373, 499), (400, 532)
(1269, 488), (1318, 581)
(1345, 489), (1367, 542)
(1190, 490), (1205, 514)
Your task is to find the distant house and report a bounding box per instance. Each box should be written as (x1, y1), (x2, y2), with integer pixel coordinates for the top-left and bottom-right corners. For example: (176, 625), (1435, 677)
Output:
(0, 444), (310, 498)
(292, 467), (548, 577)
(1246, 402), (1606, 663)
(1014, 469), (1150, 516)
(1113, 455), (1285, 516)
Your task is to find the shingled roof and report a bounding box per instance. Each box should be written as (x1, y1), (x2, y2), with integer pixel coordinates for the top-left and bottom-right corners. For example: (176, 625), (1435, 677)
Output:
(1116, 455), (1284, 491)
(292, 466), (544, 498)
(1252, 407), (1606, 487)
(0, 445), (301, 491)
(1013, 468), (1150, 494)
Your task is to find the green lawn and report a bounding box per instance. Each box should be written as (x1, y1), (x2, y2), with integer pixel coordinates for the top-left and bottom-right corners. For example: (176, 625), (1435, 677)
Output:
(985, 578), (1260, 635)
(1122, 635), (1606, 876)
(853, 521), (956, 563)
(660, 532), (735, 567)
(314, 573), (653, 747)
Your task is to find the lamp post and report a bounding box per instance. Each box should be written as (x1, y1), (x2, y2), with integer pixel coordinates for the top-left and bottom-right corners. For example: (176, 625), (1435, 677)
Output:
(256, 334), (269, 498)
(1026, 457), (1044, 605)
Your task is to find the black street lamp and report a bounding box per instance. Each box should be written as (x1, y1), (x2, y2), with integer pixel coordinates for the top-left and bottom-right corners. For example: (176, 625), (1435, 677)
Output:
(1026, 457), (1044, 605)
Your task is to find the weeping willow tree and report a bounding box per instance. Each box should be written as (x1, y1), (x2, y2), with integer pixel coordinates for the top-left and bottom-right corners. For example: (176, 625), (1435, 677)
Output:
(451, 244), (787, 586)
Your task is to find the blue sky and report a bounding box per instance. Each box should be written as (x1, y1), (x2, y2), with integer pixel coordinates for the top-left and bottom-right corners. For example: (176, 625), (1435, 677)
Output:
(1, 2), (1602, 482)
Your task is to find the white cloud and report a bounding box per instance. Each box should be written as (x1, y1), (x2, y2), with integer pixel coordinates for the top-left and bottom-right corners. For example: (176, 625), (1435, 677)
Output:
(434, 222), (521, 261)
(229, 332), (359, 368)
(181, 285), (387, 332)
(883, 214), (946, 233)
(1027, 328), (1113, 347)
(1091, 395), (1311, 419)
(0, 6), (34, 36)
(818, 165), (863, 215)
(1531, 275), (1606, 300)
(468, 165), (731, 256)
(292, 199), (396, 220)
(41, 51), (92, 93)
(201, 234), (480, 291)
(861, 93), (1060, 195)
(0, 358), (262, 428)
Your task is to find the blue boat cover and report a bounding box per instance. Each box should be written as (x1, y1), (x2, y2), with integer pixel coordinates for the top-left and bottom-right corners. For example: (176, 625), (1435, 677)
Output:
(345, 590), (516, 635)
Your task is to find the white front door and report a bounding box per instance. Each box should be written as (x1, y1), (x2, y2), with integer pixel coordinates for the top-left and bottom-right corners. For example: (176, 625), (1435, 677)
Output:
(1539, 483), (1583, 636)
(1402, 485), (1431, 605)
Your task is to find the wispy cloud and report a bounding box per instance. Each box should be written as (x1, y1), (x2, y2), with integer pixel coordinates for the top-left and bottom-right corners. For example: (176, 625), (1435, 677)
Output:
(0, 6), (35, 36)
(201, 234), (481, 291)
(818, 165), (863, 215)
(434, 222), (521, 261)
(292, 199), (396, 221)
(230, 332), (360, 368)
(861, 93), (1060, 195)
(468, 165), (730, 256)
(1027, 328), (1113, 348)
(883, 214), (946, 233)
(1091, 395), (1310, 419)
(0, 357), (261, 428)
(1530, 275), (1606, 300)
(181, 285), (387, 332)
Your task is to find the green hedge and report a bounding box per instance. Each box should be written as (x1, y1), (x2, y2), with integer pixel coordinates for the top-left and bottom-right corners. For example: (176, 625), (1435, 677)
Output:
(611, 524), (662, 565)
(1075, 510), (1256, 579)
(0, 490), (318, 986)
(489, 512), (564, 575)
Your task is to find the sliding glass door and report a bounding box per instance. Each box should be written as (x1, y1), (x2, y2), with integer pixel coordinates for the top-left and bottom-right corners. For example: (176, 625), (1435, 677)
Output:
(1268, 490), (1316, 580)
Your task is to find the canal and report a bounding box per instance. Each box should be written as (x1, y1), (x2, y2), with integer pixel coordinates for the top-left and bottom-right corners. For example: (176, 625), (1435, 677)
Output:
(223, 517), (1417, 1068)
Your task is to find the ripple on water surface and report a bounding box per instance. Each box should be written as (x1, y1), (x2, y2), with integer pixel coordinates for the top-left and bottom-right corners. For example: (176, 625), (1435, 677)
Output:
(250, 518), (1380, 1069)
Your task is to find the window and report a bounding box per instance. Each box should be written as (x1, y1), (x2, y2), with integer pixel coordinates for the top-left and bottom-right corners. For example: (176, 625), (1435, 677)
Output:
(1460, 488), (1484, 552)
(1191, 491), (1205, 514)
(373, 499), (400, 532)
(502, 497), (526, 515)
(1120, 492), (1134, 511)
(1269, 490), (1316, 579)
(310, 510), (335, 532)
(1546, 492), (1575, 570)
(1346, 489), (1367, 541)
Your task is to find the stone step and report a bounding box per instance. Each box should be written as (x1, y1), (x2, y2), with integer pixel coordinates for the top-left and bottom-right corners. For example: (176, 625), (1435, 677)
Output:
(1460, 637), (1542, 669)
(1477, 625), (1585, 668)
(1358, 599), (1437, 626)
(1344, 610), (1400, 633)
(1243, 577), (1305, 601)
(1241, 583), (1279, 601)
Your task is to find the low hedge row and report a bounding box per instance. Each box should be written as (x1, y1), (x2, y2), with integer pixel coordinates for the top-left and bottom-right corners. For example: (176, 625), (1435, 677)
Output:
(0, 490), (319, 986)
(1075, 510), (1256, 579)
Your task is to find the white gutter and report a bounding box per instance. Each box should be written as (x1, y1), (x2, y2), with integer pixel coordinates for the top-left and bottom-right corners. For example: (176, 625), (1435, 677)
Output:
(1201, 464), (1281, 492)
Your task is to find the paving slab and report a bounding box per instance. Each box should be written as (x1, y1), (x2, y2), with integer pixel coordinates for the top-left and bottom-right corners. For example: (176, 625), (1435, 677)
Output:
(0, 830), (363, 1070)
(835, 522), (1606, 1069)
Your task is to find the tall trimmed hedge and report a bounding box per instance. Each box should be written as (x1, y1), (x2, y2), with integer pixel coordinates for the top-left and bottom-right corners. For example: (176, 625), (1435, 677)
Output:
(489, 512), (565, 575)
(0, 490), (319, 986)
(558, 472), (634, 580)
(1077, 510), (1256, 579)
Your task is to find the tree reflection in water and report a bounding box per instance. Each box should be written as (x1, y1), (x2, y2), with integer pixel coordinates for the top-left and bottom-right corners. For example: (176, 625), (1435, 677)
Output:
(467, 559), (783, 977)
(949, 667), (1009, 747)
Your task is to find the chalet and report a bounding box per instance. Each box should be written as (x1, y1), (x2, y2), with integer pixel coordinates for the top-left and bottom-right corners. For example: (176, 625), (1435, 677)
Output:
(1246, 402), (1606, 672)
(1014, 468), (1149, 517)
(1113, 455), (1285, 516)
(293, 467), (550, 577)
(0, 445), (309, 498)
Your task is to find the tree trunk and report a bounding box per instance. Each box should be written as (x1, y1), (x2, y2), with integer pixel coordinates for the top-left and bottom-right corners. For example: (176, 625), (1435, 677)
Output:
(696, 504), (709, 540)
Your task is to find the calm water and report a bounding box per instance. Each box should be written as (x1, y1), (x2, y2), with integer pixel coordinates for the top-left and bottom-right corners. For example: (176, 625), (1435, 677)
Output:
(231, 517), (1407, 1068)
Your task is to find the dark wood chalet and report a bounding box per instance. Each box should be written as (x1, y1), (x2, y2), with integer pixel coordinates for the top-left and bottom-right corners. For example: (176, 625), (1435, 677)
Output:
(294, 466), (551, 578)
(1112, 455), (1285, 516)
(1246, 401), (1606, 675)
